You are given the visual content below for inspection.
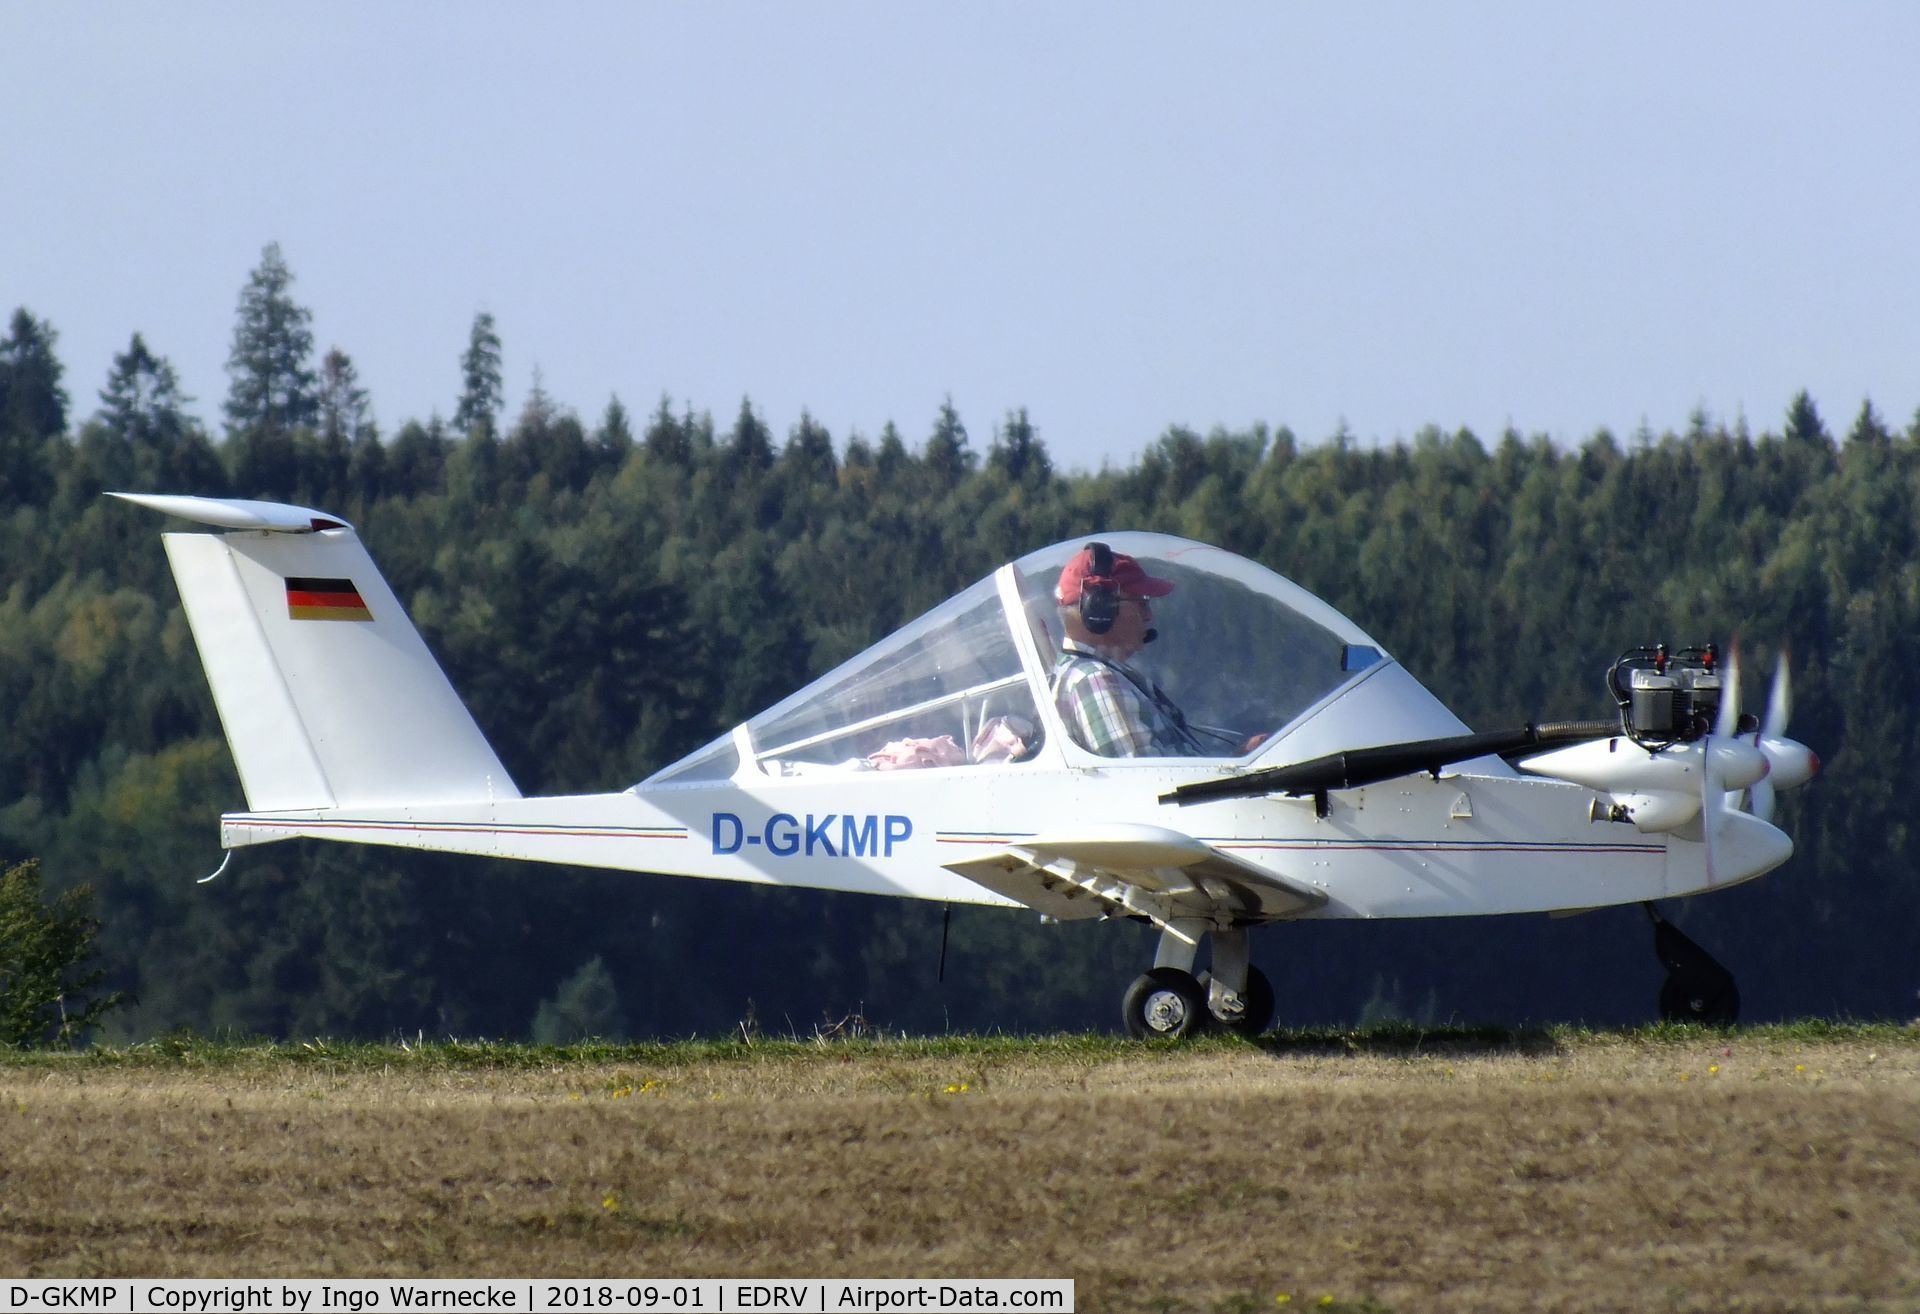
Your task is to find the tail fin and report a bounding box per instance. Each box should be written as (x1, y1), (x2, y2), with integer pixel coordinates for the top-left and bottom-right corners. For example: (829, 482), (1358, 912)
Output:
(115, 493), (520, 811)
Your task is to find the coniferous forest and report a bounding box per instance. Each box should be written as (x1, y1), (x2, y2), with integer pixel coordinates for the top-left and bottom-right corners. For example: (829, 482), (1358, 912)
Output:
(3, 244), (1917, 1042)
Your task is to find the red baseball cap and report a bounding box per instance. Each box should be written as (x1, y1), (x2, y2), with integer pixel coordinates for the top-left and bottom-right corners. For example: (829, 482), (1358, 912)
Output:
(1056, 545), (1176, 606)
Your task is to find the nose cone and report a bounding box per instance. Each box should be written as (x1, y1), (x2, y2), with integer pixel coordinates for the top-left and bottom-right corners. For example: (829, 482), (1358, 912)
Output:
(1760, 736), (1819, 790)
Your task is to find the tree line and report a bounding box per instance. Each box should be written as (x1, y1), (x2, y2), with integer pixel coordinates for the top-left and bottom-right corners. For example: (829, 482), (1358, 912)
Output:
(2, 243), (1916, 1042)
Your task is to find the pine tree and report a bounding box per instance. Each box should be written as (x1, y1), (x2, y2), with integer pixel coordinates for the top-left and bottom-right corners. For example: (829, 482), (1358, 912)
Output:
(644, 394), (691, 465)
(595, 394), (634, 468)
(923, 396), (973, 486)
(387, 418), (449, 498)
(987, 406), (1050, 484)
(501, 367), (589, 491)
(224, 243), (318, 495)
(94, 333), (198, 489)
(315, 348), (372, 505)
(454, 311), (504, 438)
(99, 333), (189, 445)
(316, 349), (370, 437)
(1, 308), (70, 441)
(724, 396), (775, 478)
(875, 420), (908, 480)
(348, 422), (387, 502)
(782, 410), (837, 484)
(1784, 390), (1830, 451)
(1845, 399), (1892, 453)
(0, 309), (69, 505)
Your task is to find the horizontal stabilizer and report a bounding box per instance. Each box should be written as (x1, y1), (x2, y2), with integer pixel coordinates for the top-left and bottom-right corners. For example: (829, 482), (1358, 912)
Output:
(109, 491), (351, 533)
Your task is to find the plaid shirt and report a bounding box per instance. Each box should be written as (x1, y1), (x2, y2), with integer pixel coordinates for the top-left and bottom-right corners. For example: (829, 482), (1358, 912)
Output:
(1051, 640), (1202, 758)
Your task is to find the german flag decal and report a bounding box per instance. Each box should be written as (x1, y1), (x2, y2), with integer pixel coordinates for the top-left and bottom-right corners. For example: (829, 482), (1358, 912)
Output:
(286, 576), (373, 622)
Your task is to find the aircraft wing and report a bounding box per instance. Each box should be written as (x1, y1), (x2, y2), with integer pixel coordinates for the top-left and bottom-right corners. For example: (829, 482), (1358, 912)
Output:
(941, 823), (1326, 929)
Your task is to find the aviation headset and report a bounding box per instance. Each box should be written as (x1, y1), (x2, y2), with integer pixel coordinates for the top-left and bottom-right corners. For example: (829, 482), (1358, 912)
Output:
(1072, 541), (1161, 646)
(1076, 541), (1122, 635)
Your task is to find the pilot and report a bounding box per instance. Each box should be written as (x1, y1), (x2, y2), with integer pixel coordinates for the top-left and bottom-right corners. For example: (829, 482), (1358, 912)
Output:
(1052, 542), (1231, 757)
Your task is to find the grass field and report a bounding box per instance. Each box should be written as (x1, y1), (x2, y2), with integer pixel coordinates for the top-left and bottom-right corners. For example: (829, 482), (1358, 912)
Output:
(3, 1025), (1918, 1313)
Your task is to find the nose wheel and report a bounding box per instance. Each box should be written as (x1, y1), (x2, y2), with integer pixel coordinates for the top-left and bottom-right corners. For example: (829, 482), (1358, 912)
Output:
(1647, 904), (1740, 1025)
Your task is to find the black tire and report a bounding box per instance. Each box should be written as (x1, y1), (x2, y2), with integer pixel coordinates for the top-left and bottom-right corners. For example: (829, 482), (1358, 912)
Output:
(1122, 967), (1207, 1040)
(1659, 966), (1740, 1025)
(1651, 911), (1741, 1025)
(1207, 965), (1276, 1038)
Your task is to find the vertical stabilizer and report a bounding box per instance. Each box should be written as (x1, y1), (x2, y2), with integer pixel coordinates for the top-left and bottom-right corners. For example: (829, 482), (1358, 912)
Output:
(123, 495), (520, 811)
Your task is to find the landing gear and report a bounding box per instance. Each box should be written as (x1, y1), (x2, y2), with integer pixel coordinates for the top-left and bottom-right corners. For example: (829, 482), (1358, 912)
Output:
(1204, 965), (1275, 1038)
(1123, 967), (1208, 1039)
(1121, 922), (1274, 1040)
(1646, 904), (1740, 1025)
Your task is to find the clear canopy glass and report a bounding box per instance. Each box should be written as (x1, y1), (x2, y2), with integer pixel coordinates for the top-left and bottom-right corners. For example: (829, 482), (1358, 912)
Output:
(642, 532), (1386, 785)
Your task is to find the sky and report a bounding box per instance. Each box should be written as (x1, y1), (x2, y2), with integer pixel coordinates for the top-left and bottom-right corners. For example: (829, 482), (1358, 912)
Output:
(7, 4), (1920, 474)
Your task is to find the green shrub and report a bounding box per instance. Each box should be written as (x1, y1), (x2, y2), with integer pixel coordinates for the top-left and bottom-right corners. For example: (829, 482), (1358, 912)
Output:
(0, 859), (126, 1048)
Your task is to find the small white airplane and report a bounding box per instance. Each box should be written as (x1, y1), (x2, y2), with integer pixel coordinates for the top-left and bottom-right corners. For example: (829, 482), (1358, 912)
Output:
(114, 492), (1818, 1038)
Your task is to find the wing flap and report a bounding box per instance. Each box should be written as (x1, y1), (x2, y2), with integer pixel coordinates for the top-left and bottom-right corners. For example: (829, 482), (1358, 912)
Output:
(942, 823), (1325, 925)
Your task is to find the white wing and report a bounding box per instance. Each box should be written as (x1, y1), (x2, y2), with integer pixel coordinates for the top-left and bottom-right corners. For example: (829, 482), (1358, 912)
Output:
(942, 822), (1325, 929)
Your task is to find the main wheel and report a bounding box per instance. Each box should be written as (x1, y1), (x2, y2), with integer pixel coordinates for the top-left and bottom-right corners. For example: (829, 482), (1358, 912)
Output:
(1122, 967), (1207, 1040)
(1207, 965), (1276, 1038)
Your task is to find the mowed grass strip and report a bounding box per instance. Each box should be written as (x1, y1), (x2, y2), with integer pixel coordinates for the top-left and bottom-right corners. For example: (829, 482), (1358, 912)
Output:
(3, 1028), (1917, 1314)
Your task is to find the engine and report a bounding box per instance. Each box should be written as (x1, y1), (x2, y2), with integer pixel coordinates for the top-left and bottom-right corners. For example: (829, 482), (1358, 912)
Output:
(1609, 644), (1744, 749)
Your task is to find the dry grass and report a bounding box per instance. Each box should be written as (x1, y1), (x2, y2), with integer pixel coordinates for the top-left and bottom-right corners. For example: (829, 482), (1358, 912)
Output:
(3, 1030), (1918, 1313)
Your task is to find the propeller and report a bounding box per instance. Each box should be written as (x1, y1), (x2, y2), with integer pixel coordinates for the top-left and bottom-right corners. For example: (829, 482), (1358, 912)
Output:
(1751, 649), (1804, 822)
(1730, 646), (1824, 823)
(1765, 647), (1792, 733)
(1714, 643), (1742, 739)
(1700, 644), (1742, 884)
(1698, 643), (1780, 879)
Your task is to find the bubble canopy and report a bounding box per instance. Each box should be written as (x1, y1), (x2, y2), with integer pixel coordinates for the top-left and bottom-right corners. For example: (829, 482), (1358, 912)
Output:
(643, 533), (1399, 786)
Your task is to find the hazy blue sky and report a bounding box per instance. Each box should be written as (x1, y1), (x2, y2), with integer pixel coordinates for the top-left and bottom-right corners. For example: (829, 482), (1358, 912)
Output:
(8, 4), (1918, 473)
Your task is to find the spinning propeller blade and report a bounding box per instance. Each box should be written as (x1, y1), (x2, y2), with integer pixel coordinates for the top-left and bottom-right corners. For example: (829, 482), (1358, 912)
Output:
(1764, 648), (1792, 738)
(1701, 731), (1721, 885)
(1714, 643), (1742, 740)
(1748, 649), (1791, 823)
(1700, 644), (1740, 885)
